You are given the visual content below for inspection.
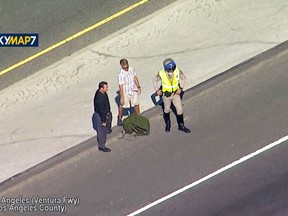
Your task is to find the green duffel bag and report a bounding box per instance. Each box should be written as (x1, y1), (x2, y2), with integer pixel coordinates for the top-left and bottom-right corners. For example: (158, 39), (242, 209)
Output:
(122, 112), (150, 136)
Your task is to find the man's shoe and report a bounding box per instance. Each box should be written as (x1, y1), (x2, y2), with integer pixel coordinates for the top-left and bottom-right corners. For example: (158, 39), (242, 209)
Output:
(165, 120), (171, 132)
(108, 129), (112, 134)
(117, 117), (123, 126)
(165, 125), (170, 132)
(178, 124), (191, 133)
(98, 147), (111, 152)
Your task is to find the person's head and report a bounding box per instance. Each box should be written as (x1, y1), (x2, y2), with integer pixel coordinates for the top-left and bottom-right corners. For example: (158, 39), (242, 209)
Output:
(163, 58), (176, 73)
(120, 59), (129, 71)
(98, 81), (108, 93)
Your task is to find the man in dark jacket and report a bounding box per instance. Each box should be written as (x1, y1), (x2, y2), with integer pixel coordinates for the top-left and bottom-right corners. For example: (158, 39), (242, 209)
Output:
(93, 81), (112, 152)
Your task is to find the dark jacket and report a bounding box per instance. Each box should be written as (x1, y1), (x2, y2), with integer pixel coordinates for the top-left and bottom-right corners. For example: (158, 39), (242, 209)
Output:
(93, 90), (111, 123)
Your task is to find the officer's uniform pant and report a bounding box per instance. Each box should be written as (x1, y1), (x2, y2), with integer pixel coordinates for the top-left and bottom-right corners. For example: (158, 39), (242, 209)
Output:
(93, 112), (112, 148)
(163, 94), (183, 114)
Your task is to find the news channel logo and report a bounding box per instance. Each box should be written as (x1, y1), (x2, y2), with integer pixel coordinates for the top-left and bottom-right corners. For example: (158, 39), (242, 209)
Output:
(0, 33), (39, 47)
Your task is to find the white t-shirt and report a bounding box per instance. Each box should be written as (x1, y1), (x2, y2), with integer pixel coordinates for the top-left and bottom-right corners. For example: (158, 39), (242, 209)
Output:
(118, 67), (137, 97)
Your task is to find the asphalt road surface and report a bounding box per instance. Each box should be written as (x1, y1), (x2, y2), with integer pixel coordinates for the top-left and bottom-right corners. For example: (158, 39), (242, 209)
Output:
(0, 42), (287, 215)
(0, 0), (176, 90)
(141, 141), (288, 216)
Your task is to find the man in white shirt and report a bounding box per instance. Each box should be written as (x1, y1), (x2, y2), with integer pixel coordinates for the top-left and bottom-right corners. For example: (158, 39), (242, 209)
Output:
(117, 59), (141, 126)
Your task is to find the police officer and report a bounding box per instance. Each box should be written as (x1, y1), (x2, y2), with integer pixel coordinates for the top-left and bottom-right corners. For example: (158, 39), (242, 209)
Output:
(153, 58), (191, 133)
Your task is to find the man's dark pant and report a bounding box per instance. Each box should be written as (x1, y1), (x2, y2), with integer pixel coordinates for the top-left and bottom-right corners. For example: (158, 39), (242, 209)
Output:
(92, 112), (112, 148)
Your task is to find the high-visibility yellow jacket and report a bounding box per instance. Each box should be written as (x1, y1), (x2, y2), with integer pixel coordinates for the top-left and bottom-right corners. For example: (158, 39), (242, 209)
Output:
(158, 67), (180, 92)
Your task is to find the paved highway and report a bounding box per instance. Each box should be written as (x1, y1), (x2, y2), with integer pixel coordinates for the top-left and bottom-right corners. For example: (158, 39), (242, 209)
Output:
(141, 141), (288, 216)
(0, 41), (287, 215)
(0, 0), (176, 90)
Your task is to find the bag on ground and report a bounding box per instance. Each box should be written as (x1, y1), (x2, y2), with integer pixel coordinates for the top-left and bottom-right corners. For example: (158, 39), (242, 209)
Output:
(122, 112), (150, 136)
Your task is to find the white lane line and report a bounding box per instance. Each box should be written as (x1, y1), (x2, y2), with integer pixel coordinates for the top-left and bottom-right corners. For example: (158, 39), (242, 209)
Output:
(127, 135), (288, 216)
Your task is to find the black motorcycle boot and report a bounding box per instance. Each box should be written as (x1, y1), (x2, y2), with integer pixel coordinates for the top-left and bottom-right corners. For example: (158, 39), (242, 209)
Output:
(163, 112), (171, 132)
(177, 114), (191, 133)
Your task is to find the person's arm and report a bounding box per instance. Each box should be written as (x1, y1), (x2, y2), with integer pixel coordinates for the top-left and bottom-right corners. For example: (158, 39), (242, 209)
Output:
(153, 73), (162, 96)
(119, 84), (124, 106)
(95, 94), (107, 123)
(134, 76), (141, 94)
(93, 92), (97, 113)
(118, 74), (125, 106)
(175, 69), (186, 95)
